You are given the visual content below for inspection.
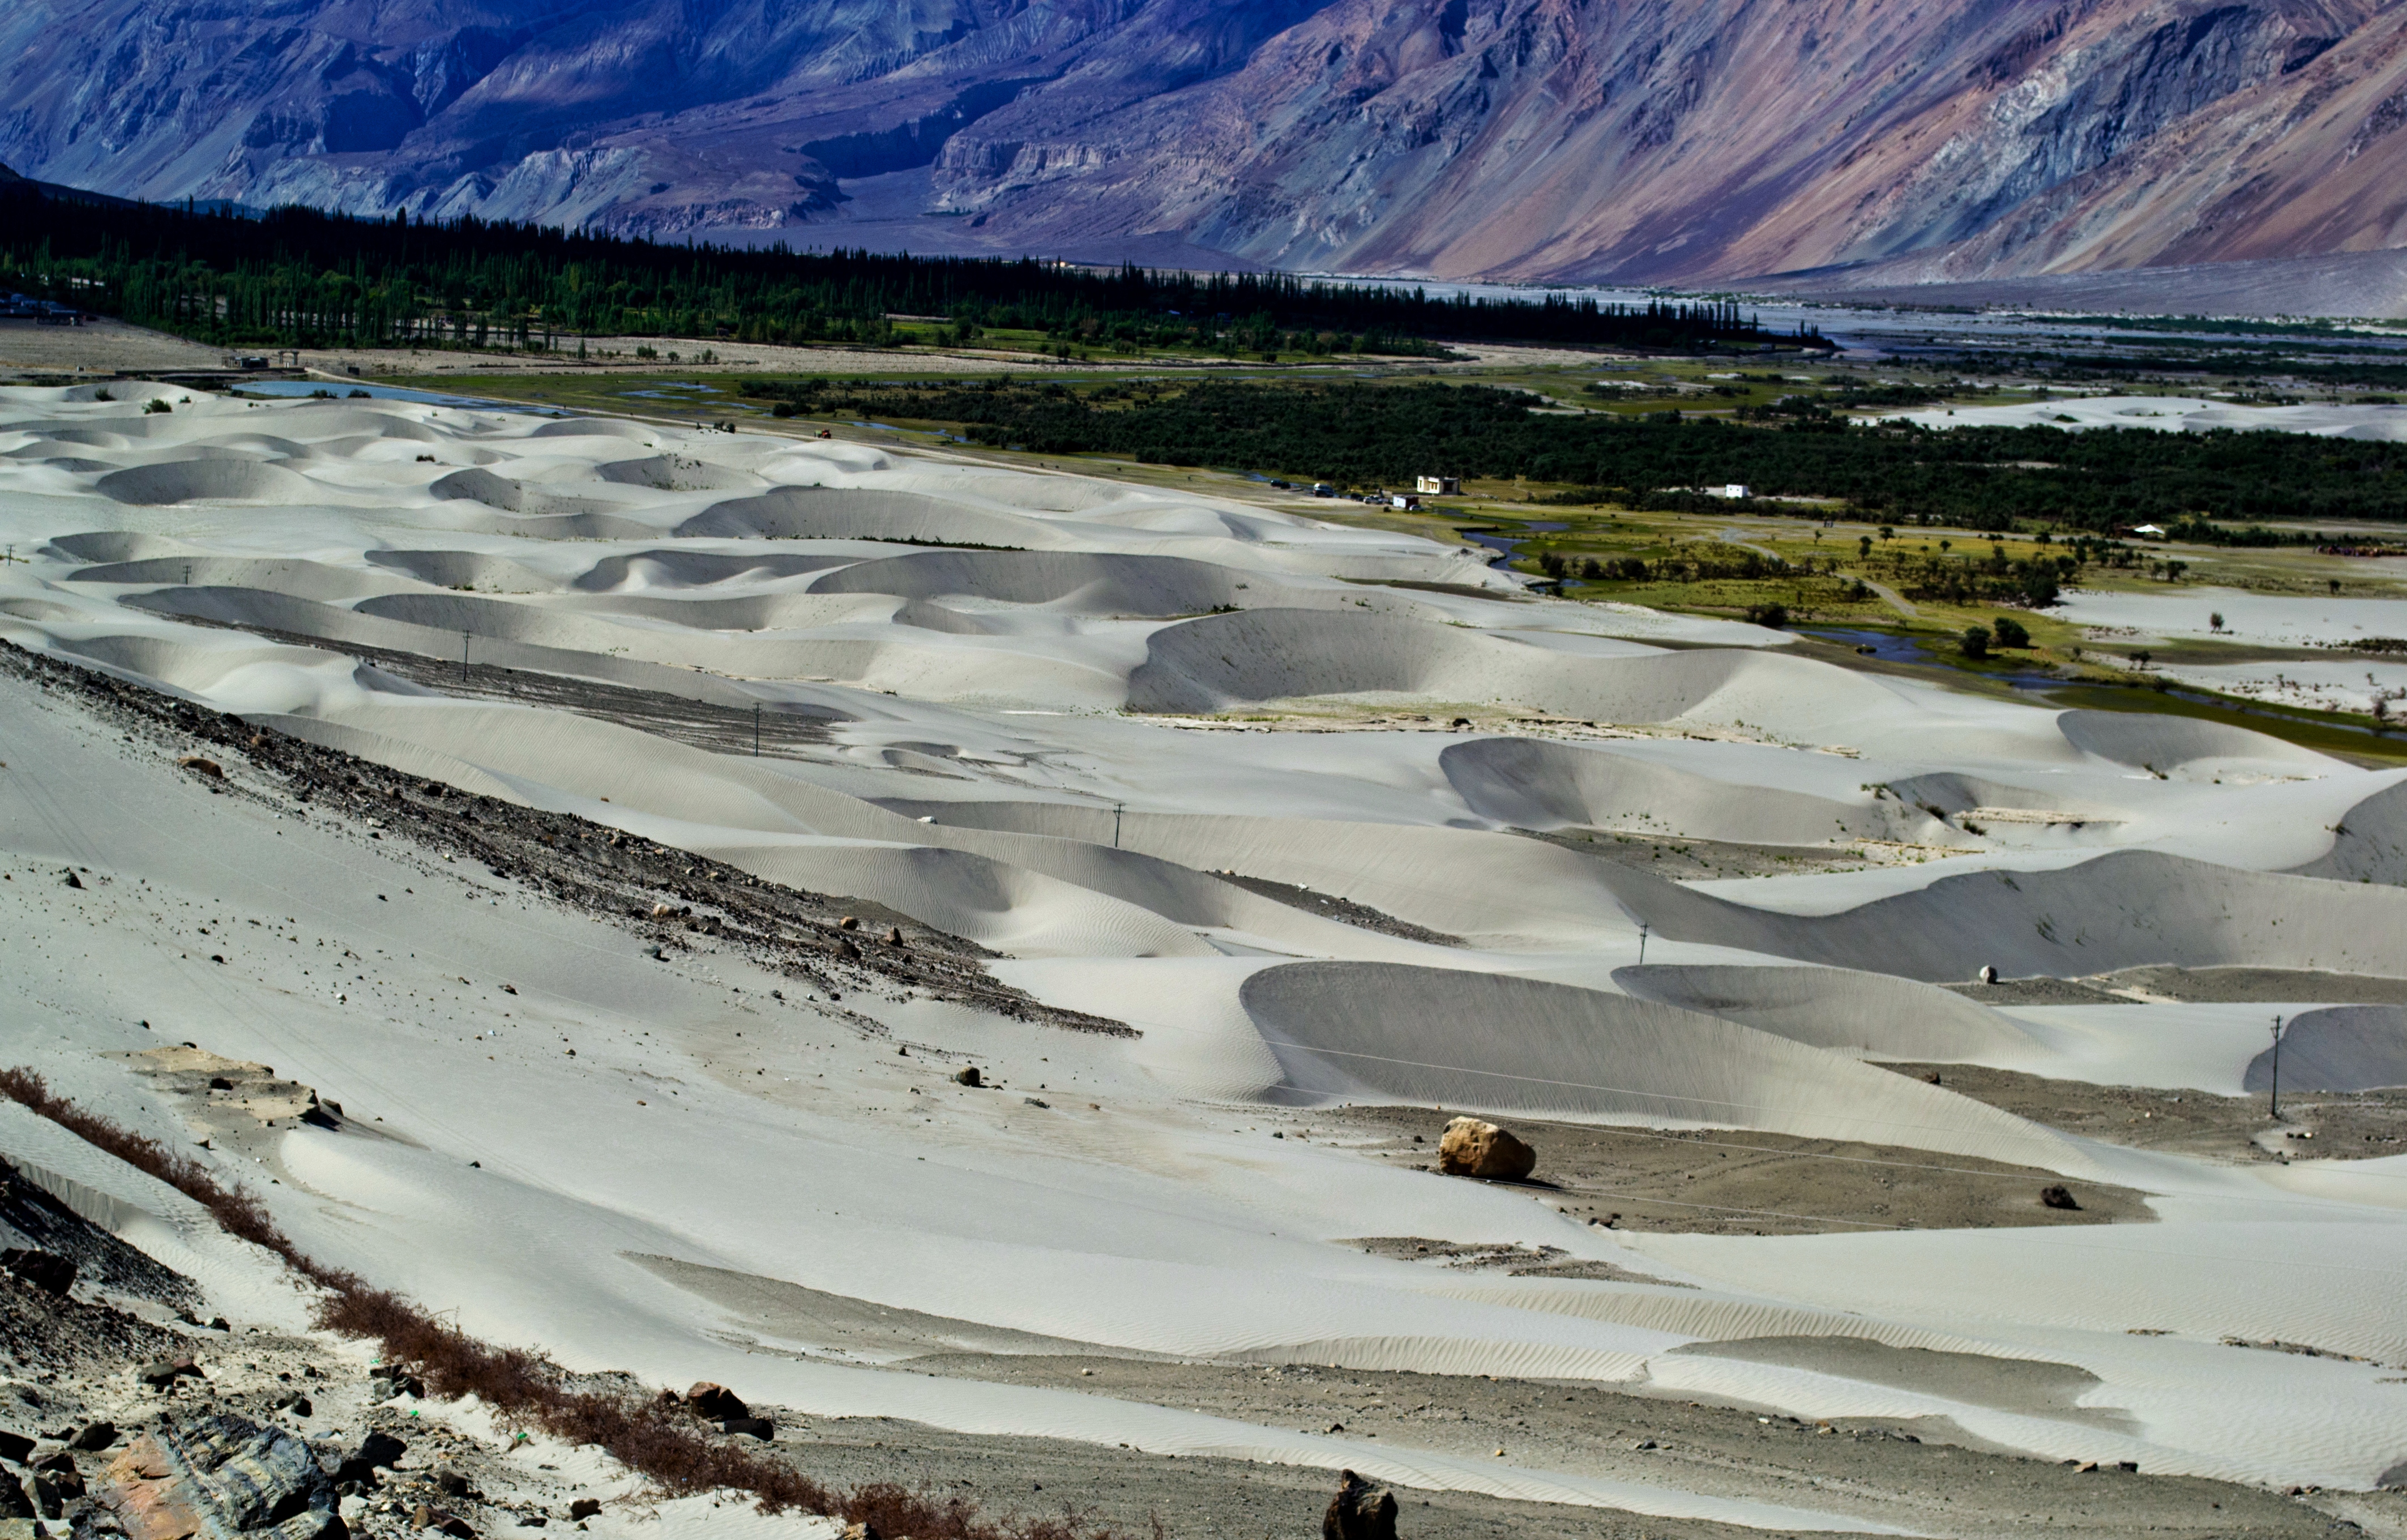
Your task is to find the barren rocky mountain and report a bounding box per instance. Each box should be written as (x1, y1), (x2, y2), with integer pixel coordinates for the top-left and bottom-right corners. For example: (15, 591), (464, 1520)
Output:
(5, 0), (2407, 287)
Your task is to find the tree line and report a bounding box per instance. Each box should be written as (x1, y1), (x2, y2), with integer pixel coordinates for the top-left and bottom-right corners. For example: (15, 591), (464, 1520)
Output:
(741, 377), (2407, 533)
(0, 183), (1803, 354)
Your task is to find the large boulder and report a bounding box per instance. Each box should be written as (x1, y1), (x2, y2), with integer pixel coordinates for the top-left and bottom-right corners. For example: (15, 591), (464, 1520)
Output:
(85, 1411), (341, 1539)
(1436, 1116), (1536, 1181)
(684, 1383), (748, 1420)
(1322, 1469), (1397, 1540)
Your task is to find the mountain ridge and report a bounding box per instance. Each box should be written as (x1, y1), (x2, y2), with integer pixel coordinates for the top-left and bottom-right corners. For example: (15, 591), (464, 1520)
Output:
(5, 0), (2405, 292)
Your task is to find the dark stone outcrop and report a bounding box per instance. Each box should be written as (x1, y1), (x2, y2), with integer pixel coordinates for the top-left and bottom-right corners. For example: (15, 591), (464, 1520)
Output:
(83, 1411), (345, 1539)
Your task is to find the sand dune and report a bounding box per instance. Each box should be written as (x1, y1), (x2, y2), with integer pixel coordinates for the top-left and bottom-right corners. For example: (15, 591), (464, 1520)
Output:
(1441, 737), (1939, 844)
(2243, 1007), (2407, 1093)
(1607, 850), (2407, 981)
(678, 487), (1071, 549)
(1239, 962), (2080, 1168)
(811, 549), (1303, 616)
(6, 386), (2406, 1505)
(93, 457), (322, 504)
(2293, 775), (2407, 885)
(1611, 964), (2041, 1060)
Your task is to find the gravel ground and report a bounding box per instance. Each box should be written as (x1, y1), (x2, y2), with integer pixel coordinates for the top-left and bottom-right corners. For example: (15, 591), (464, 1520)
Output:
(1880, 1062), (2407, 1163)
(1307, 1105), (2153, 1236)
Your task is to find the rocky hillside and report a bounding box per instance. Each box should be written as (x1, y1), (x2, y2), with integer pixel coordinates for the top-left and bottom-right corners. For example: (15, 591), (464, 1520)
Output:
(4, 0), (2404, 284)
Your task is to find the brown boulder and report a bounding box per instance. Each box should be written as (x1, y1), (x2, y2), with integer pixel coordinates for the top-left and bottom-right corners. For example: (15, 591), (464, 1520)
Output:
(1323, 1469), (1397, 1540)
(2041, 1184), (2081, 1210)
(1437, 1116), (1535, 1181)
(684, 1382), (748, 1419)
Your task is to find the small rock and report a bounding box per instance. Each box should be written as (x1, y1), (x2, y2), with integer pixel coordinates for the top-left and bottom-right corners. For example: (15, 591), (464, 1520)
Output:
(843, 1523), (878, 1540)
(1436, 1116), (1536, 1181)
(0, 1430), (33, 1465)
(883, 926), (903, 946)
(2040, 1184), (2081, 1210)
(567, 1498), (603, 1521)
(838, 916), (860, 931)
(435, 1469), (475, 1498)
(953, 1067), (982, 1088)
(177, 756), (224, 778)
(62, 871), (84, 889)
(67, 1422), (117, 1452)
(717, 1416), (775, 1440)
(1, 1248), (74, 1297)
(331, 1429), (409, 1486)
(412, 1503), (434, 1529)
(137, 1355), (201, 1388)
(685, 1383), (748, 1420)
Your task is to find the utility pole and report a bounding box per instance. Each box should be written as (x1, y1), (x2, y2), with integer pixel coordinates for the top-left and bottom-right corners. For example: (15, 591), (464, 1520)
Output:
(1113, 802), (1125, 849)
(753, 703), (762, 756)
(461, 631), (471, 683)
(2269, 1014), (2287, 1119)
(1637, 922), (1649, 965)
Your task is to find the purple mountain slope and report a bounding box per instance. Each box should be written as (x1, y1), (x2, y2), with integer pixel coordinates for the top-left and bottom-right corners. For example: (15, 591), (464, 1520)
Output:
(5, 0), (2406, 293)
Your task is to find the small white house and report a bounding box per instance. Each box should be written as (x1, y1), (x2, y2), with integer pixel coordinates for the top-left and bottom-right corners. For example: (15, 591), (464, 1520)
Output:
(1705, 484), (1752, 499)
(1416, 474), (1461, 495)
(2130, 523), (2168, 539)
(1388, 492), (1422, 511)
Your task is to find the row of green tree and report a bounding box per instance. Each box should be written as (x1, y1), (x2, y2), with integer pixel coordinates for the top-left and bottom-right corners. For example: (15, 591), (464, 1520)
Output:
(1, 183), (1807, 353)
(739, 377), (2407, 532)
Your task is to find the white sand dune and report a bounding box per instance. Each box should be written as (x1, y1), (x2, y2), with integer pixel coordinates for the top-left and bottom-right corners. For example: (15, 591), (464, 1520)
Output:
(1612, 964), (2042, 1060)
(93, 457), (324, 505)
(2295, 775), (2407, 883)
(1238, 962), (2079, 1168)
(1876, 395), (2407, 440)
(2243, 1007), (2407, 1092)
(6, 386), (2407, 1507)
(1613, 850), (2407, 981)
(1441, 736), (1942, 844)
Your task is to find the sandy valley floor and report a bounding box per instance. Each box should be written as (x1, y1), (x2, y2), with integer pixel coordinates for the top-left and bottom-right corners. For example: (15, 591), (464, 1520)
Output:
(3, 379), (2406, 1538)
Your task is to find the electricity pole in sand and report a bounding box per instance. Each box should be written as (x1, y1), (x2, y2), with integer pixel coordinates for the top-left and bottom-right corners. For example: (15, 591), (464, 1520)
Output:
(2268, 1014), (2288, 1119)
(1637, 922), (1649, 965)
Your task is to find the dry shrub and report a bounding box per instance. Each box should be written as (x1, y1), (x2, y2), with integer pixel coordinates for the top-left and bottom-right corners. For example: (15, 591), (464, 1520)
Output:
(1, 1068), (1133, 1539)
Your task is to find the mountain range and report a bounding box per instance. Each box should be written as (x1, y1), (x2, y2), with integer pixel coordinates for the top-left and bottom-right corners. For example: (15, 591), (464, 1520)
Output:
(5, 0), (2406, 291)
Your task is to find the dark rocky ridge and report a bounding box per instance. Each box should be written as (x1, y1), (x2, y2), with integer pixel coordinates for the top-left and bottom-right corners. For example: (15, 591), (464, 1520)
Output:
(2, 0), (2405, 288)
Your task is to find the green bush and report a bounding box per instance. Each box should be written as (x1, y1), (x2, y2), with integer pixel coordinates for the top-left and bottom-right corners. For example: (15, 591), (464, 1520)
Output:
(1961, 626), (1992, 659)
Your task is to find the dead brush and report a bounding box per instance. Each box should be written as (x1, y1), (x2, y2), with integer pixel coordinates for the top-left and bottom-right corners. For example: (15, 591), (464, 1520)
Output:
(0, 1067), (1137, 1539)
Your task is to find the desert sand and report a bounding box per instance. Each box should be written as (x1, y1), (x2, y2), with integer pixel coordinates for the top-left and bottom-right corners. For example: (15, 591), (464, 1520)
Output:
(3, 381), (2405, 1535)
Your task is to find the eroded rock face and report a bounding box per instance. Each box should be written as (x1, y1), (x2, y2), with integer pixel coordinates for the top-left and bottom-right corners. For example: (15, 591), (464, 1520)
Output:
(1436, 1116), (1534, 1181)
(86, 1411), (343, 1539)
